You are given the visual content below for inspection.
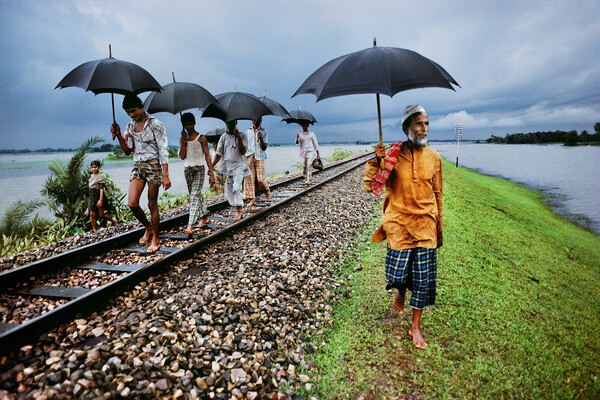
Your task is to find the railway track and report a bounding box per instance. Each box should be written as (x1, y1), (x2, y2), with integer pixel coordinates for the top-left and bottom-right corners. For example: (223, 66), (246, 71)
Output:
(0, 152), (375, 354)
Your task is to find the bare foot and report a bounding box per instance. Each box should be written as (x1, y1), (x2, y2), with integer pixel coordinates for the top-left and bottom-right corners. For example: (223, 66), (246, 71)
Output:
(393, 290), (406, 314)
(408, 328), (428, 349)
(199, 217), (208, 228)
(139, 229), (152, 245)
(233, 211), (242, 221)
(265, 191), (271, 200)
(247, 198), (256, 207)
(184, 226), (194, 235)
(146, 238), (160, 254)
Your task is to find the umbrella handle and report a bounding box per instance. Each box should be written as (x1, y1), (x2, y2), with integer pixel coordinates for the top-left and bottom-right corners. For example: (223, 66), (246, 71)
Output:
(111, 93), (116, 124)
(376, 93), (385, 169)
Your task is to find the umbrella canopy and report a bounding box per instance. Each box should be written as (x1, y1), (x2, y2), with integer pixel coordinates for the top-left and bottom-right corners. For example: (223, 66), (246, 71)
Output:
(292, 39), (460, 143)
(256, 91), (291, 119)
(143, 80), (217, 115)
(55, 57), (162, 96)
(201, 91), (274, 123)
(283, 108), (317, 125)
(55, 46), (162, 122)
(204, 127), (226, 143)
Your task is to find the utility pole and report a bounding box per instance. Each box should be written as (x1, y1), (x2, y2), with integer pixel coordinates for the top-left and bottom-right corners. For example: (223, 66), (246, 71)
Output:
(454, 124), (463, 167)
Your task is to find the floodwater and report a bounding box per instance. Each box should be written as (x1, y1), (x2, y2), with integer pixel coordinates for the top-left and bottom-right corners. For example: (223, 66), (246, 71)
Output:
(430, 142), (600, 235)
(0, 144), (373, 218)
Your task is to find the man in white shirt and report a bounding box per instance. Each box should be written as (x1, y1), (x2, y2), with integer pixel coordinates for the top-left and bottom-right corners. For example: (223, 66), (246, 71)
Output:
(243, 118), (271, 206)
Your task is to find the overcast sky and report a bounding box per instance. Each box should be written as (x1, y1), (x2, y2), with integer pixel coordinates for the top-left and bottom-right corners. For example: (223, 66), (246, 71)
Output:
(1, 0), (599, 149)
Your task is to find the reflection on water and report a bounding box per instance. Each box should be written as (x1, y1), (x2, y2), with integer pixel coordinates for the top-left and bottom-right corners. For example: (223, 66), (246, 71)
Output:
(430, 143), (600, 235)
(0, 145), (373, 219)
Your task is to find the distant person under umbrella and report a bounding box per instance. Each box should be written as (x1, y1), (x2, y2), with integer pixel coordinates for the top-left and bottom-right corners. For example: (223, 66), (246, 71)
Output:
(179, 113), (215, 234)
(244, 118), (271, 206)
(295, 122), (321, 185)
(212, 120), (250, 221)
(363, 105), (443, 349)
(111, 94), (171, 253)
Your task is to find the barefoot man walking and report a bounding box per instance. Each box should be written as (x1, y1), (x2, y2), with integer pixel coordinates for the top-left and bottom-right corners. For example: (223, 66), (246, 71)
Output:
(111, 94), (171, 253)
(363, 105), (443, 349)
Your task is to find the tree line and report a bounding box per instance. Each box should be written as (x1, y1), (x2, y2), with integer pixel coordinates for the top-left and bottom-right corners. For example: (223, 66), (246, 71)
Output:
(486, 122), (600, 145)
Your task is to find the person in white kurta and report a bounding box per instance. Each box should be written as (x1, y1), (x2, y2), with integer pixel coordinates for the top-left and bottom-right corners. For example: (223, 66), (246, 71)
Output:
(212, 121), (250, 221)
(295, 122), (321, 185)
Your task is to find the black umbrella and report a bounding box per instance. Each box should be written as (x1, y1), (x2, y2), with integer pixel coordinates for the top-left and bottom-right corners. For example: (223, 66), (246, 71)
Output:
(55, 45), (162, 123)
(201, 91), (274, 123)
(204, 127), (226, 144)
(143, 72), (217, 115)
(256, 90), (291, 119)
(293, 38), (460, 143)
(282, 108), (317, 125)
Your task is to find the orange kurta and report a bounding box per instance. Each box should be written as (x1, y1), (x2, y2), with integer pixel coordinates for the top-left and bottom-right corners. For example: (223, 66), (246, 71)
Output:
(364, 143), (443, 249)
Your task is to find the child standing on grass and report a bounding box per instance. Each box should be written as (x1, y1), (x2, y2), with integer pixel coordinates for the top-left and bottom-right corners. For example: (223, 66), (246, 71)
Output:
(87, 160), (117, 231)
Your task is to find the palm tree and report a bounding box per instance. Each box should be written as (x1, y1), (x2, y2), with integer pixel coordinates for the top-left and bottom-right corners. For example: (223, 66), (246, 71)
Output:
(0, 199), (50, 238)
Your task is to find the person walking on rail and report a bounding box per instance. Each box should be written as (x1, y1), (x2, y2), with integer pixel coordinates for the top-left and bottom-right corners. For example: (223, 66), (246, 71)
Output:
(363, 105), (443, 349)
(111, 94), (171, 253)
(179, 113), (215, 234)
(295, 122), (321, 185)
(212, 120), (250, 222)
(244, 118), (271, 206)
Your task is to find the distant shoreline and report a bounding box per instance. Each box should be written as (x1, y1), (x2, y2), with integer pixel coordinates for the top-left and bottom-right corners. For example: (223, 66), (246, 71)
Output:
(0, 140), (471, 154)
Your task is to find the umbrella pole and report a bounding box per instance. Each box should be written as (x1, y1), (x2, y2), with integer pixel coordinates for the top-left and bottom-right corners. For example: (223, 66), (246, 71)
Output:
(111, 93), (116, 123)
(376, 93), (385, 169)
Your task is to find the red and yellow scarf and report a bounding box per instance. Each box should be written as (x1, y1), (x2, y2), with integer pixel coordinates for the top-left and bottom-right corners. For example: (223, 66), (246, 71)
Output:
(371, 141), (403, 196)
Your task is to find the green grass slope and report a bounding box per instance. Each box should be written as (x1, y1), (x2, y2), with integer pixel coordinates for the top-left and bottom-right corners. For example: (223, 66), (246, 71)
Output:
(311, 159), (600, 399)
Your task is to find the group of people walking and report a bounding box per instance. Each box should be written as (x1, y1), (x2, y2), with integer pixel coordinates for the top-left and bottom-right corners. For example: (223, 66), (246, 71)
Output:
(95, 94), (442, 350)
(98, 94), (321, 252)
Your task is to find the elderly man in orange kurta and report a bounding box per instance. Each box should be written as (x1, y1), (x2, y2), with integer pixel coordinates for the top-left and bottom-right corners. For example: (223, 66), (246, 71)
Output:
(364, 105), (443, 349)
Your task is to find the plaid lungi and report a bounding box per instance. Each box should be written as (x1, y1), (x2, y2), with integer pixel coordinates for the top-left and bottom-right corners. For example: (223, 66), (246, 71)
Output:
(213, 170), (225, 195)
(130, 160), (162, 186)
(244, 156), (270, 199)
(385, 247), (437, 310)
(184, 165), (207, 225)
(243, 155), (256, 200)
(254, 159), (269, 193)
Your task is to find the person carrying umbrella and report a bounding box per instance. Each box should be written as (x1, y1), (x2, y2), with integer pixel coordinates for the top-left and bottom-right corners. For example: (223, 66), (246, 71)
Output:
(295, 121), (321, 185)
(363, 105), (443, 349)
(243, 117), (271, 206)
(211, 120), (250, 221)
(111, 94), (171, 253)
(179, 112), (215, 234)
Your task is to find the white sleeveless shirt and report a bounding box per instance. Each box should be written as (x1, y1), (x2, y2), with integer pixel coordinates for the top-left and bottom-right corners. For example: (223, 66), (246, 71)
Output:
(184, 138), (205, 167)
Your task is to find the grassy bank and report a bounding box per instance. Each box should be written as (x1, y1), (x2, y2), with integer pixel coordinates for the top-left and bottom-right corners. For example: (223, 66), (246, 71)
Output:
(309, 159), (600, 399)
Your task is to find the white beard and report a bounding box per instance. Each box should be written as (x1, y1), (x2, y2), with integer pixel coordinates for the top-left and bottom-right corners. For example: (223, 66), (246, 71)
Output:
(408, 129), (428, 148)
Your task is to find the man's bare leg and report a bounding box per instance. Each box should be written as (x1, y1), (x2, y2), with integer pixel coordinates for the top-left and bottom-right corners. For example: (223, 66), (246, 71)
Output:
(408, 309), (428, 349)
(393, 288), (406, 314)
(146, 183), (161, 253)
(233, 206), (243, 221)
(265, 189), (271, 200)
(128, 179), (152, 244)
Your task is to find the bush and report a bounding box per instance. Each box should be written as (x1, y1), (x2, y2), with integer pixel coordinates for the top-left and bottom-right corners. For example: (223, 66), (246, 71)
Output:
(327, 148), (356, 162)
